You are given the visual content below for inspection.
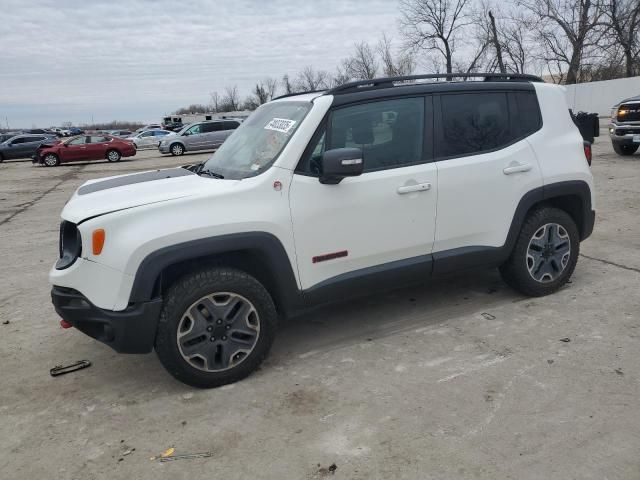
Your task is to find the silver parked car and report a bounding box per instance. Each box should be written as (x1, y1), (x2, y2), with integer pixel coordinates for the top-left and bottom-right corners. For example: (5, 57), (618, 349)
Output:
(130, 129), (173, 149)
(158, 120), (240, 156)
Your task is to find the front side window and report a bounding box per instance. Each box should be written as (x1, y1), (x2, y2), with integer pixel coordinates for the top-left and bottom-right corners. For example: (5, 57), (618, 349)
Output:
(202, 101), (310, 180)
(187, 124), (202, 135)
(439, 93), (510, 158)
(299, 97), (425, 174)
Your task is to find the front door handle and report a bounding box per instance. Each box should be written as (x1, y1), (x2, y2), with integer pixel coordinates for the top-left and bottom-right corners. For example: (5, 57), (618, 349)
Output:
(503, 162), (532, 175)
(397, 183), (431, 194)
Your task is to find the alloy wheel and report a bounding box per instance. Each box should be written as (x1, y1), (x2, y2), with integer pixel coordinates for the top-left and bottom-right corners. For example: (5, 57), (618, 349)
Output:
(44, 154), (58, 166)
(177, 292), (260, 372)
(526, 223), (571, 283)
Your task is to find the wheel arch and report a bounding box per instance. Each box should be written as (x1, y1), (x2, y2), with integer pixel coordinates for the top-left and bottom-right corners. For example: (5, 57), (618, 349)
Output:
(508, 181), (594, 252)
(129, 232), (302, 317)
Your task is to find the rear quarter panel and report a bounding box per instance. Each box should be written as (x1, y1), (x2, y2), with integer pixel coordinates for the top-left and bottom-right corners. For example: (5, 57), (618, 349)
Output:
(530, 83), (595, 209)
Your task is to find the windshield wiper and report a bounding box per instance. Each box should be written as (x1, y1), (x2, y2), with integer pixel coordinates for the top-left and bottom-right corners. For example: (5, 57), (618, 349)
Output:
(199, 168), (224, 179)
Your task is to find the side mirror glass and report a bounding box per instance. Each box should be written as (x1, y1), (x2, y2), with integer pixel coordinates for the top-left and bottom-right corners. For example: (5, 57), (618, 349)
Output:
(320, 148), (364, 184)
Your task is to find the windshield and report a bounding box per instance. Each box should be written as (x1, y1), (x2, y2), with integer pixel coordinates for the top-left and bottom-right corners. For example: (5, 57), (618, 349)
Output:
(202, 101), (311, 180)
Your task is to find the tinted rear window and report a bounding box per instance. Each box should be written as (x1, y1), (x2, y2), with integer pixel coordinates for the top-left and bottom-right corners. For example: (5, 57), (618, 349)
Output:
(512, 91), (542, 137)
(439, 93), (510, 157)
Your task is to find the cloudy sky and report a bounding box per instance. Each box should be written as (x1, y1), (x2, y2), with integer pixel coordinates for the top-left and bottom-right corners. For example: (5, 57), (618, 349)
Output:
(0, 0), (401, 127)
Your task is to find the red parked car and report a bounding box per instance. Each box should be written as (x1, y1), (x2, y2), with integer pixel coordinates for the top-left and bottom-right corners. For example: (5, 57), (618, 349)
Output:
(33, 134), (136, 166)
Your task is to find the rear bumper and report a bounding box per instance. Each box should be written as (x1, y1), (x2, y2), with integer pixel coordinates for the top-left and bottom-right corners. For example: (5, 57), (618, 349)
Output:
(51, 286), (162, 354)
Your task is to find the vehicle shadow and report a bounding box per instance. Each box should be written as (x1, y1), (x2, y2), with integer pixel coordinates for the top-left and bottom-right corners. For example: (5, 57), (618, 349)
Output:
(269, 268), (515, 363)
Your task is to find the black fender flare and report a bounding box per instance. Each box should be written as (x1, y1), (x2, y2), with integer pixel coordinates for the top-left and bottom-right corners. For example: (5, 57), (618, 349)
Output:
(128, 232), (302, 314)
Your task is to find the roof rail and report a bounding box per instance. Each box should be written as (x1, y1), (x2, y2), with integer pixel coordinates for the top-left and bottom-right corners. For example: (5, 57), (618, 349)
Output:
(327, 73), (544, 95)
(273, 89), (326, 100)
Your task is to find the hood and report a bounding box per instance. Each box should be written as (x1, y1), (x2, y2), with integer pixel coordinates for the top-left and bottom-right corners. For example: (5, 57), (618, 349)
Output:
(62, 167), (238, 223)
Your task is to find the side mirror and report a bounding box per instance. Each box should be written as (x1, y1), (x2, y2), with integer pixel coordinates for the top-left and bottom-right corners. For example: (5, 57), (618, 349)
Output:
(319, 148), (364, 184)
(183, 131), (190, 136)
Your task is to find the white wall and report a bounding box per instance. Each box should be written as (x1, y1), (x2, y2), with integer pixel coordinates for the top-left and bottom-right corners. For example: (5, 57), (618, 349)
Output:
(565, 76), (640, 117)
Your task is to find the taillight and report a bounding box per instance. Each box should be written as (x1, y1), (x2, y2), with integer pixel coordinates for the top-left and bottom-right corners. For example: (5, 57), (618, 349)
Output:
(583, 141), (592, 166)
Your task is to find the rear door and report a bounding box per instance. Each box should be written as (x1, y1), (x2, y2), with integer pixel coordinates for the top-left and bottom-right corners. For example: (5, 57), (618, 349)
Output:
(88, 136), (111, 160)
(432, 90), (543, 272)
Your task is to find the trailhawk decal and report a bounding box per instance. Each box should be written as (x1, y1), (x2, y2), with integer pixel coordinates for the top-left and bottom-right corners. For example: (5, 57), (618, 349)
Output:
(264, 118), (297, 134)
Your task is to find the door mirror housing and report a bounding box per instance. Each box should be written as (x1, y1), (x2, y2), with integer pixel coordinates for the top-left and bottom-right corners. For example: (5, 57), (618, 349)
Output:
(319, 148), (364, 184)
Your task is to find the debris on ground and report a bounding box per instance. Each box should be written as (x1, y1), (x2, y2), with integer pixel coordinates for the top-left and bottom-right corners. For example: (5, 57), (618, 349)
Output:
(559, 337), (571, 343)
(481, 312), (496, 320)
(2, 320), (9, 325)
(615, 368), (624, 375)
(122, 448), (135, 456)
(547, 359), (554, 364)
(159, 452), (212, 462)
(317, 463), (338, 476)
(50, 359), (91, 377)
(150, 447), (175, 460)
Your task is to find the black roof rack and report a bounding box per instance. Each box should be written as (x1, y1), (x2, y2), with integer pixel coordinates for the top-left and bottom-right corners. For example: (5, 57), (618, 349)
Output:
(327, 73), (544, 95)
(273, 89), (326, 100)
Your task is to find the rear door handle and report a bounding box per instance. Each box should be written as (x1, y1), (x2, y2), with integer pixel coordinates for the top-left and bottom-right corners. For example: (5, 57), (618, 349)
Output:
(397, 183), (431, 194)
(503, 162), (532, 175)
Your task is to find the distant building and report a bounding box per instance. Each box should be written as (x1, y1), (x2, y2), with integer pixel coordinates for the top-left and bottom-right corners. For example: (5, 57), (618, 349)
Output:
(163, 110), (252, 126)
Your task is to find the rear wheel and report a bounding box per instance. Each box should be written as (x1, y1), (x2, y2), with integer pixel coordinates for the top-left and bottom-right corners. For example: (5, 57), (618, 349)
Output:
(170, 143), (184, 156)
(106, 149), (121, 162)
(612, 142), (638, 156)
(0, 153), (3, 163)
(43, 153), (60, 167)
(155, 267), (277, 388)
(500, 207), (579, 297)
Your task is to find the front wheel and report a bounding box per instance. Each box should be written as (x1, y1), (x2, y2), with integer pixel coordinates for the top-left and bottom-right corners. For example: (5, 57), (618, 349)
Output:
(612, 142), (638, 156)
(43, 153), (60, 167)
(106, 149), (121, 162)
(155, 267), (277, 388)
(500, 207), (579, 297)
(170, 143), (184, 156)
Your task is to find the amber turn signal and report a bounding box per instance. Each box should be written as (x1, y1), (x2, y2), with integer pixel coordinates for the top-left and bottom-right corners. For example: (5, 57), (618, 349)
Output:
(92, 229), (105, 255)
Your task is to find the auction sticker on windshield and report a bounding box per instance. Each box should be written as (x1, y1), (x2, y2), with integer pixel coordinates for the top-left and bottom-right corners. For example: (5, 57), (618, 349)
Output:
(264, 118), (297, 134)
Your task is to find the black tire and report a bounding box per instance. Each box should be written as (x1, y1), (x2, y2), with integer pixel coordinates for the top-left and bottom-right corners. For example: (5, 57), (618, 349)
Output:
(43, 153), (60, 167)
(0, 153), (3, 163)
(106, 149), (121, 162)
(170, 143), (184, 156)
(612, 142), (638, 156)
(499, 207), (579, 297)
(155, 267), (277, 388)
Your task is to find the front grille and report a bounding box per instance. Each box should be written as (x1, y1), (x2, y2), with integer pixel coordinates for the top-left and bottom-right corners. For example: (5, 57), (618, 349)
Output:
(56, 221), (82, 270)
(615, 128), (640, 136)
(617, 103), (640, 122)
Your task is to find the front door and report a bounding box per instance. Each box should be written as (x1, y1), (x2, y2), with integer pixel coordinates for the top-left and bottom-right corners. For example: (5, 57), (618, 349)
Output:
(289, 96), (438, 291)
(62, 136), (90, 162)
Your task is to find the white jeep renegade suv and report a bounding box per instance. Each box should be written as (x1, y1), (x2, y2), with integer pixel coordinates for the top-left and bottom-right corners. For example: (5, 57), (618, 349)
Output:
(50, 73), (595, 388)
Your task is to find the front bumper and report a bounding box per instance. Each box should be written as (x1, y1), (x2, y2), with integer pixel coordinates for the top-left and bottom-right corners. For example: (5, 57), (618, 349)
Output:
(608, 123), (640, 144)
(51, 286), (162, 354)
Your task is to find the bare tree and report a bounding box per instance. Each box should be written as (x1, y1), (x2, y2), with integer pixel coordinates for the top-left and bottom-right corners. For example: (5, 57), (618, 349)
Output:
(519, 0), (605, 84)
(605, 0), (640, 77)
(220, 85), (240, 112)
(378, 34), (416, 76)
(251, 77), (279, 106)
(296, 66), (329, 91)
(400, 0), (473, 73)
(210, 91), (221, 112)
(329, 65), (352, 87)
(487, 10), (506, 72)
(502, 14), (533, 73)
(343, 41), (379, 79)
